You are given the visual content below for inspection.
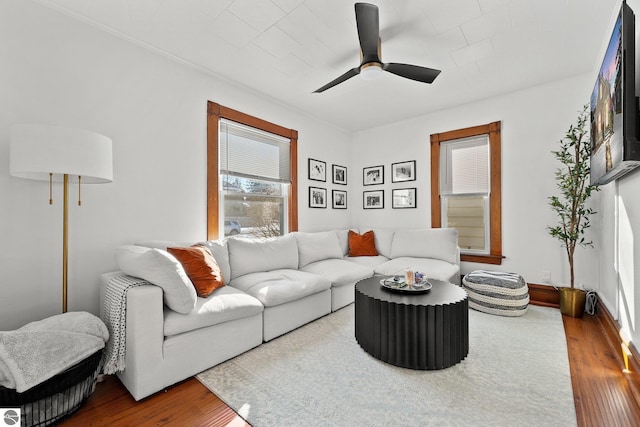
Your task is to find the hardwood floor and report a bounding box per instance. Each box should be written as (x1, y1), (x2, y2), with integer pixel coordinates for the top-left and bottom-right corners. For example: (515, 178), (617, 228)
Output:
(60, 305), (640, 427)
(563, 309), (640, 426)
(60, 376), (249, 427)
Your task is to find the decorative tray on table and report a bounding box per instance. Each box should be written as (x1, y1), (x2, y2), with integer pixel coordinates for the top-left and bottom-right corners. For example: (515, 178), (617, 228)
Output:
(380, 277), (432, 294)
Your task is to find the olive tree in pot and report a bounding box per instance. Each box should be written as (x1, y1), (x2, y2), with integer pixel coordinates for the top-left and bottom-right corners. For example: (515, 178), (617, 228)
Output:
(548, 104), (599, 317)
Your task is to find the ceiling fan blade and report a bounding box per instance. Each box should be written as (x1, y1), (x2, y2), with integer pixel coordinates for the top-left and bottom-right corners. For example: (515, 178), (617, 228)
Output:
(313, 68), (360, 93)
(383, 63), (441, 84)
(355, 3), (380, 63)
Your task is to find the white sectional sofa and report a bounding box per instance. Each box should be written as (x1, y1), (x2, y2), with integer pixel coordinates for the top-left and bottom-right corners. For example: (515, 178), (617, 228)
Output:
(100, 227), (460, 400)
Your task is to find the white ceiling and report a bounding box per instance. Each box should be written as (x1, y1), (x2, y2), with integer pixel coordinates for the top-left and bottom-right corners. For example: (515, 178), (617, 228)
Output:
(37, 0), (618, 131)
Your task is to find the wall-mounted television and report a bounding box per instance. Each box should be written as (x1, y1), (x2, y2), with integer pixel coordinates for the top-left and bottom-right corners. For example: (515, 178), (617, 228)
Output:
(590, 1), (640, 185)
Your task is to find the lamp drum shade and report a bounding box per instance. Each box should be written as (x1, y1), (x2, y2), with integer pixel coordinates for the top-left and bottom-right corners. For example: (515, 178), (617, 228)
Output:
(10, 124), (113, 183)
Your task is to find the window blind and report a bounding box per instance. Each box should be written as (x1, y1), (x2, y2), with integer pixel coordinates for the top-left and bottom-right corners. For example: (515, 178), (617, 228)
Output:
(220, 119), (290, 183)
(440, 135), (489, 196)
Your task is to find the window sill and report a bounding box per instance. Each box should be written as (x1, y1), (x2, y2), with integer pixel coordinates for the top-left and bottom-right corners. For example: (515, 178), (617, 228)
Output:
(461, 253), (503, 265)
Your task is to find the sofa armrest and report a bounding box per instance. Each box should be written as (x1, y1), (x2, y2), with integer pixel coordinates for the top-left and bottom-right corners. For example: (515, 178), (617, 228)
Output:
(100, 272), (165, 400)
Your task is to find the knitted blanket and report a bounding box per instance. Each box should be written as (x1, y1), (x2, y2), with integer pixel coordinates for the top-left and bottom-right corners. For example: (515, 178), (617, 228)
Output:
(100, 275), (149, 375)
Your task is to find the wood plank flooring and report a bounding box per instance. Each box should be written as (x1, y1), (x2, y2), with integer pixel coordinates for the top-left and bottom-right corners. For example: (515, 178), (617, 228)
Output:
(563, 309), (640, 426)
(60, 376), (248, 427)
(60, 305), (640, 427)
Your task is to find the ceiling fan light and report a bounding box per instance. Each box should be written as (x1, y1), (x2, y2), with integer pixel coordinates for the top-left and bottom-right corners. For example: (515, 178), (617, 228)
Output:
(360, 63), (383, 80)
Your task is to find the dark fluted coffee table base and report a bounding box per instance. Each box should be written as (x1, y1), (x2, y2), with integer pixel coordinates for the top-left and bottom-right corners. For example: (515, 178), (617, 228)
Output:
(355, 277), (469, 370)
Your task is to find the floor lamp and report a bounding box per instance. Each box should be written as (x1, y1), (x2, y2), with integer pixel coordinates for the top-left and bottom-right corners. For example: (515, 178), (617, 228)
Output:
(9, 124), (113, 313)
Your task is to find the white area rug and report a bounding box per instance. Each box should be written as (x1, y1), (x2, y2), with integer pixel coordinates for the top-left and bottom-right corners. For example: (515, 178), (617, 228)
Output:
(197, 304), (576, 426)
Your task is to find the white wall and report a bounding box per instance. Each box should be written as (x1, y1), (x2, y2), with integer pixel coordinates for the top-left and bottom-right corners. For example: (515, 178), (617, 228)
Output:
(596, 161), (640, 348)
(0, 0), (351, 329)
(616, 176), (640, 345)
(351, 74), (600, 287)
(594, 0), (640, 347)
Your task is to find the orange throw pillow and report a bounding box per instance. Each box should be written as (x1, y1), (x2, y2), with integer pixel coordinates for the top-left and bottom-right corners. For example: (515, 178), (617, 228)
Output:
(167, 246), (224, 298)
(348, 230), (378, 257)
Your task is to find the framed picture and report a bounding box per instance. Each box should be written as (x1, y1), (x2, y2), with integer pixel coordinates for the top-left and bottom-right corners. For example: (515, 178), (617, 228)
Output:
(363, 190), (384, 209)
(332, 164), (347, 185)
(308, 158), (326, 182)
(332, 190), (347, 209)
(363, 165), (384, 185)
(391, 160), (416, 183)
(309, 186), (327, 208)
(392, 188), (417, 209)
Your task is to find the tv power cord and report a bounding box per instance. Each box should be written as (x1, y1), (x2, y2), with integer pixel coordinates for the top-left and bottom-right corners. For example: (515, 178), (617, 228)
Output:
(585, 290), (598, 315)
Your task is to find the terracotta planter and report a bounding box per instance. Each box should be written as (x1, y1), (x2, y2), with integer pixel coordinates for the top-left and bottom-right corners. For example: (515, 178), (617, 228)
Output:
(559, 287), (587, 318)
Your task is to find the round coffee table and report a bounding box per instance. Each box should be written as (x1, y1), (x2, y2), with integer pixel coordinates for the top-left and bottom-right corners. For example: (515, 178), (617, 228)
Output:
(355, 276), (468, 370)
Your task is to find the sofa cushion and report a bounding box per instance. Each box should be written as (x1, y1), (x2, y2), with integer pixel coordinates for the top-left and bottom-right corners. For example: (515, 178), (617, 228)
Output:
(344, 255), (389, 270)
(301, 259), (373, 287)
(375, 257), (460, 284)
(348, 230), (378, 256)
(227, 235), (298, 280)
(166, 246), (224, 298)
(163, 286), (264, 337)
(229, 269), (331, 307)
(198, 240), (231, 286)
(335, 228), (358, 256)
(115, 245), (197, 314)
(390, 228), (458, 264)
(294, 231), (343, 268)
(360, 228), (394, 258)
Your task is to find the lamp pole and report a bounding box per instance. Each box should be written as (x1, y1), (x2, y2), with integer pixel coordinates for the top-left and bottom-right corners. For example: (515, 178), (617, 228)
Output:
(62, 174), (69, 313)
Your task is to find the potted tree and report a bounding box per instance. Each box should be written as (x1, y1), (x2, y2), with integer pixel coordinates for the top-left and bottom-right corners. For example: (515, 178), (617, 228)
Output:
(548, 104), (599, 317)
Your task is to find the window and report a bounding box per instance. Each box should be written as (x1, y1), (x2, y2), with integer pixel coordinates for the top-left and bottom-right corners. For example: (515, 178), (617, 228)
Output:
(440, 136), (489, 253)
(430, 122), (502, 264)
(207, 102), (298, 239)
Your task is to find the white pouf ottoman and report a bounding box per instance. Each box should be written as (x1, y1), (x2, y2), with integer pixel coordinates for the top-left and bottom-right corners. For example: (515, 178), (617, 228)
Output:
(462, 270), (529, 316)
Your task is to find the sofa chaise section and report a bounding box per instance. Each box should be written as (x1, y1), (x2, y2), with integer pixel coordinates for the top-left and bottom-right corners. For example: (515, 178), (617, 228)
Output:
(376, 228), (460, 284)
(344, 228), (460, 285)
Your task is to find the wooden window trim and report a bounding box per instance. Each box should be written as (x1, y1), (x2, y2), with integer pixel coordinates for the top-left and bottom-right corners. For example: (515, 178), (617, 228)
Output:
(430, 121), (502, 265)
(206, 101), (298, 240)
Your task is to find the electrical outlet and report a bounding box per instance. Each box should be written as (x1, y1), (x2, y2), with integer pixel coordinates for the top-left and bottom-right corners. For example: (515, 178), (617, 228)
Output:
(542, 271), (551, 284)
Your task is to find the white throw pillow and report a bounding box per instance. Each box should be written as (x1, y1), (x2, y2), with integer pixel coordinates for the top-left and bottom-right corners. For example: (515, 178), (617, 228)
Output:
(294, 231), (343, 268)
(135, 240), (194, 250)
(390, 228), (458, 264)
(115, 245), (197, 314)
(136, 239), (231, 286)
(227, 235), (299, 280)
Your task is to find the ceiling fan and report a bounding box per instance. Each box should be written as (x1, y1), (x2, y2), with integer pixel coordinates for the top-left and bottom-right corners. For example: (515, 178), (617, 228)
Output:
(313, 2), (441, 93)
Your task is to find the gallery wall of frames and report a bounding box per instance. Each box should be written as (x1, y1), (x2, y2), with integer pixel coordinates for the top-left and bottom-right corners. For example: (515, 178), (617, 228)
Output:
(363, 160), (417, 209)
(308, 158), (417, 210)
(308, 158), (347, 209)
